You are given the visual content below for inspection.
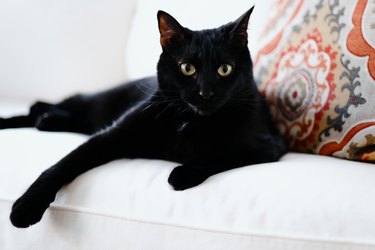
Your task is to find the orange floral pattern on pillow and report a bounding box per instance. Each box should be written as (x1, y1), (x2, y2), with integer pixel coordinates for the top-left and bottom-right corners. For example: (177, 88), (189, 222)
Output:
(347, 0), (375, 80)
(254, 0), (375, 161)
(254, 0), (304, 65)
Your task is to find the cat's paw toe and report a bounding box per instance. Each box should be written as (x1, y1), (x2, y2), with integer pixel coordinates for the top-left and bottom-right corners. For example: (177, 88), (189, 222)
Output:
(10, 195), (50, 228)
(168, 166), (208, 191)
(35, 113), (53, 130)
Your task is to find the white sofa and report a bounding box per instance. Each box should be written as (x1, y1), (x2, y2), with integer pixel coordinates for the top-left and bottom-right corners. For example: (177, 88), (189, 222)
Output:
(1, 1), (375, 249)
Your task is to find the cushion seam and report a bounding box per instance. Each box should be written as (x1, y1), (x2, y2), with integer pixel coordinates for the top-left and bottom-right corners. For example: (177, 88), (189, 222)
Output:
(1, 198), (374, 248)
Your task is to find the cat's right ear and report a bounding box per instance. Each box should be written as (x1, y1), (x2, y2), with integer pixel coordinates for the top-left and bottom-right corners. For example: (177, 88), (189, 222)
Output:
(229, 6), (254, 47)
(157, 11), (185, 48)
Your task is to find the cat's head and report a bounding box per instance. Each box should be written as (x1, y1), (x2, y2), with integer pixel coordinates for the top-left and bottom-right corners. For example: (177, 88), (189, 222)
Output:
(156, 7), (255, 116)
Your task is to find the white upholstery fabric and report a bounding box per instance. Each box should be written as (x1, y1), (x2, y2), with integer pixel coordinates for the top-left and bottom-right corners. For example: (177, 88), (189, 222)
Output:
(1, 103), (375, 250)
(0, 0), (137, 101)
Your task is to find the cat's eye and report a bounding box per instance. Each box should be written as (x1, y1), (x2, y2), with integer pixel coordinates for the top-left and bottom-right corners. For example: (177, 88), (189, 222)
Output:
(180, 63), (196, 76)
(217, 64), (233, 77)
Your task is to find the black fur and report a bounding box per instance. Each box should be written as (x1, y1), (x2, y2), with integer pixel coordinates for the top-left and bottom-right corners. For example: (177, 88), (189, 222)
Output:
(2, 8), (287, 228)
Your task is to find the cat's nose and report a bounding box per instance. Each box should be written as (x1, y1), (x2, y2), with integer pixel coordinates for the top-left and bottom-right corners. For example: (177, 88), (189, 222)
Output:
(199, 90), (213, 100)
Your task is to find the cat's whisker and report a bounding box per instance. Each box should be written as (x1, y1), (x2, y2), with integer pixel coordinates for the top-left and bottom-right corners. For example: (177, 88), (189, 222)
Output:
(139, 96), (183, 111)
(135, 84), (157, 97)
(135, 83), (181, 100)
(176, 104), (193, 115)
(155, 101), (178, 119)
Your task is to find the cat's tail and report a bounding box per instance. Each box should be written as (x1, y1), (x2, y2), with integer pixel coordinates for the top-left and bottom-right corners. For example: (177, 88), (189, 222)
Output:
(0, 101), (53, 130)
(0, 116), (34, 129)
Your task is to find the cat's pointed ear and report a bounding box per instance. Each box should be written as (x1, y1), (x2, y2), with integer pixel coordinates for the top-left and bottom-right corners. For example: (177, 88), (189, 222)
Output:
(229, 6), (254, 46)
(157, 11), (185, 48)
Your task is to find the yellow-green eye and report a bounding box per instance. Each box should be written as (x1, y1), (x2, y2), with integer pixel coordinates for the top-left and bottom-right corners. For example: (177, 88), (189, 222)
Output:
(180, 63), (196, 76)
(218, 64), (233, 77)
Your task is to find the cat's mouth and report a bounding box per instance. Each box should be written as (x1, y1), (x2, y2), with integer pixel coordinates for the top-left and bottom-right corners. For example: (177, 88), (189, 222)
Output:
(194, 107), (212, 116)
(187, 103), (218, 116)
(184, 95), (228, 116)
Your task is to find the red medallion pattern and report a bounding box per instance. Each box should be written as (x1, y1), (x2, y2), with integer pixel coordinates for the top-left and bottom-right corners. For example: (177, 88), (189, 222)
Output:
(264, 30), (336, 148)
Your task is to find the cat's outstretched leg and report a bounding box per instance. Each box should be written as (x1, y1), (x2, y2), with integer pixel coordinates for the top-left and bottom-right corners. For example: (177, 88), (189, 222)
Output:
(9, 129), (125, 228)
(9, 99), (166, 227)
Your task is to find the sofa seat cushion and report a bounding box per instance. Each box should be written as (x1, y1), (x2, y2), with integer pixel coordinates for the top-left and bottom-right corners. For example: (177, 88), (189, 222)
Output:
(1, 102), (375, 250)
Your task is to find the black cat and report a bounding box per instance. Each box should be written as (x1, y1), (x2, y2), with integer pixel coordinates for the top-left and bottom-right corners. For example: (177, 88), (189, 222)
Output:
(1, 7), (287, 228)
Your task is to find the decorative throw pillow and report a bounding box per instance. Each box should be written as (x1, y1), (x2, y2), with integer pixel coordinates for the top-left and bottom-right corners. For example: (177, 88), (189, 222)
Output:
(253, 0), (375, 161)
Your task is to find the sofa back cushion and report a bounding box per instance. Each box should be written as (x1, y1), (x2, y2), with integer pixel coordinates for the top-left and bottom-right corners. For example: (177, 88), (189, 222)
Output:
(0, 0), (136, 101)
(254, 0), (375, 161)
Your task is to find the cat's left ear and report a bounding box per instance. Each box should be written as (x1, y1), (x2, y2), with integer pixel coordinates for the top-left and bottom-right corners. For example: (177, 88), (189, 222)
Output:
(157, 11), (186, 48)
(229, 6), (254, 46)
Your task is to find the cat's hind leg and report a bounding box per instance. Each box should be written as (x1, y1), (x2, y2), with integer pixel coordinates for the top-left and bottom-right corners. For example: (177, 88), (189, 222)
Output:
(35, 110), (91, 134)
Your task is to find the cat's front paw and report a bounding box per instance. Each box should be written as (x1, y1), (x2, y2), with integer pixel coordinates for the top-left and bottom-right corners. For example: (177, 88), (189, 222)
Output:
(10, 193), (51, 228)
(168, 165), (209, 191)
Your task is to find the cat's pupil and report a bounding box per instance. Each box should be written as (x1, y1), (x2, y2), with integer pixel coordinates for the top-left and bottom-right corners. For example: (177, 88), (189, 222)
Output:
(185, 64), (191, 72)
(222, 65), (228, 73)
